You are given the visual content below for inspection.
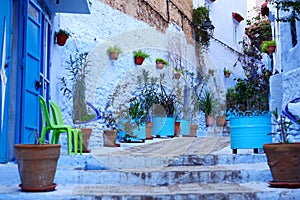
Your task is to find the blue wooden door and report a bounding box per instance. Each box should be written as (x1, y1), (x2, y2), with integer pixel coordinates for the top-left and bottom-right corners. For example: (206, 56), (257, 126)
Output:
(19, 0), (42, 144)
(0, 0), (11, 163)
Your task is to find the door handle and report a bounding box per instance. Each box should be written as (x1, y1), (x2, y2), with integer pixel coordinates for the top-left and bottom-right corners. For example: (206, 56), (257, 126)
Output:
(35, 80), (42, 90)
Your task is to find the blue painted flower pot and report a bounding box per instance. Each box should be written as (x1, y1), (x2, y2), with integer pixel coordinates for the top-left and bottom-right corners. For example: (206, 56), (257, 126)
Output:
(132, 123), (146, 140)
(180, 119), (191, 136)
(230, 111), (272, 150)
(153, 116), (175, 137)
(118, 120), (146, 142)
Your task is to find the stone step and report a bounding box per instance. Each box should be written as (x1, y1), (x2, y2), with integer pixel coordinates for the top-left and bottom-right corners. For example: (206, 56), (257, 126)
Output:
(1, 182), (300, 200)
(54, 163), (272, 186)
(0, 161), (271, 186)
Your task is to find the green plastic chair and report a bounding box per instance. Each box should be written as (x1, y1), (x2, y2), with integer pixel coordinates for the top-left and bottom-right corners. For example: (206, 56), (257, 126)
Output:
(49, 100), (83, 155)
(39, 96), (82, 155)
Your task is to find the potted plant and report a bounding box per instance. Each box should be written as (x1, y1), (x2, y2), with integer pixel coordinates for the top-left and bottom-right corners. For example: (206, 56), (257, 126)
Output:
(192, 6), (211, 49)
(155, 58), (169, 69)
(136, 70), (160, 139)
(261, 40), (276, 54)
(106, 45), (122, 60)
(226, 38), (272, 154)
(14, 130), (60, 192)
(99, 102), (120, 147)
(223, 68), (231, 78)
(59, 51), (97, 152)
(56, 29), (71, 46)
(173, 67), (187, 80)
(152, 74), (177, 137)
(198, 90), (216, 127)
(133, 50), (149, 65)
(263, 108), (300, 188)
(245, 16), (272, 49)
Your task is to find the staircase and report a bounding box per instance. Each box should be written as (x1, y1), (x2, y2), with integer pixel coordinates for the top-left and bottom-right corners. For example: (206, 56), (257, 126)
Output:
(1, 137), (300, 199)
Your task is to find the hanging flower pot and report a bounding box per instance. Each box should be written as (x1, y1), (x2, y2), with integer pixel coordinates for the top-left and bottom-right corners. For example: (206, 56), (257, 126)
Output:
(133, 50), (149, 65)
(106, 45), (122, 60)
(155, 58), (169, 70)
(267, 45), (276, 54)
(56, 29), (71, 46)
(135, 57), (145, 65)
(174, 73), (181, 79)
(224, 68), (231, 78)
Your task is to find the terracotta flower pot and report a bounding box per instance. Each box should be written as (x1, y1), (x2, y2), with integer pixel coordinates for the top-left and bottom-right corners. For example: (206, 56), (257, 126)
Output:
(14, 144), (61, 192)
(80, 128), (92, 152)
(267, 45), (276, 54)
(156, 62), (164, 69)
(216, 116), (226, 126)
(56, 33), (69, 46)
(134, 57), (145, 65)
(174, 73), (181, 79)
(109, 52), (119, 60)
(146, 122), (154, 140)
(103, 130), (120, 147)
(206, 115), (214, 127)
(263, 143), (300, 187)
(190, 124), (198, 137)
(174, 122), (180, 137)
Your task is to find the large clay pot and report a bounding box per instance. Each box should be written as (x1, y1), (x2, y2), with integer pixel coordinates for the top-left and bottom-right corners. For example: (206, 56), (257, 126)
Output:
(14, 144), (61, 192)
(263, 143), (300, 187)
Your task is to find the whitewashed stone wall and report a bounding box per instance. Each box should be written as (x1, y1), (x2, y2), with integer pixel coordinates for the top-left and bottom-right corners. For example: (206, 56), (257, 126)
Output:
(51, 0), (207, 149)
(269, 2), (300, 141)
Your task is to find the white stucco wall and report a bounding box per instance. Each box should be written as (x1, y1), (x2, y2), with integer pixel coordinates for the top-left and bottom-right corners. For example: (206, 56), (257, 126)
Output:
(269, 2), (300, 140)
(51, 0), (204, 149)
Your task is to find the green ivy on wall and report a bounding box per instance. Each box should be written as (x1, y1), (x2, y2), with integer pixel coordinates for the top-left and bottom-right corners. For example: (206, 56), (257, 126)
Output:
(192, 6), (211, 49)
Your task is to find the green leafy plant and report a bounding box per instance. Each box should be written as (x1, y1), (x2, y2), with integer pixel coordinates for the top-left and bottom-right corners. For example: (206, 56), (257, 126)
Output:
(224, 68), (230, 73)
(136, 69), (160, 122)
(226, 38), (271, 112)
(57, 29), (71, 37)
(261, 40), (276, 53)
(192, 6), (211, 49)
(59, 51), (96, 124)
(198, 90), (216, 117)
(106, 45), (122, 55)
(270, 108), (293, 144)
(245, 16), (272, 49)
(155, 58), (169, 66)
(133, 50), (150, 59)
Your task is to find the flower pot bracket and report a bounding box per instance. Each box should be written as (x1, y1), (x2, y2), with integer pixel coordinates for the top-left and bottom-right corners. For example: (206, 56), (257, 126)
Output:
(232, 12), (244, 23)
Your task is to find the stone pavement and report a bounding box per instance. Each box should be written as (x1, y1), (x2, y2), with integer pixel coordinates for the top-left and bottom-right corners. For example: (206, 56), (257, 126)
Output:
(1, 137), (300, 199)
